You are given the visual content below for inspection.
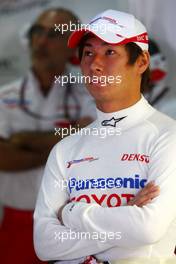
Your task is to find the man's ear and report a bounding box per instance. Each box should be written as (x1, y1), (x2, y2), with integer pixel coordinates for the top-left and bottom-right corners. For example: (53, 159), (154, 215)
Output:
(137, 51), (150, 74)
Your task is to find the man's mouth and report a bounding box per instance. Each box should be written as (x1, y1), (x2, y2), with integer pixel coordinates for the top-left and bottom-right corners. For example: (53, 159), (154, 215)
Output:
(33, 49), (49, 58)
(89, 76), (108, 86)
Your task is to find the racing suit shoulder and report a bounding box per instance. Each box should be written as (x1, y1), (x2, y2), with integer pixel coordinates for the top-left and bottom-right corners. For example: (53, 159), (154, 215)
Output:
(146, 107), (176, 135)
(57, 120), (97, 148)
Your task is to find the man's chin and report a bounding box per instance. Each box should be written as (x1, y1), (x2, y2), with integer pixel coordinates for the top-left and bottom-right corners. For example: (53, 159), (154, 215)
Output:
(89, 82), (109, 89)
(32, 57), (50, 68)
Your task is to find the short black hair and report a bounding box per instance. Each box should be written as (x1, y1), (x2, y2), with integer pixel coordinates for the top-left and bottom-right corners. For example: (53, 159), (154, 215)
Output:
(125, 42), (150, 93)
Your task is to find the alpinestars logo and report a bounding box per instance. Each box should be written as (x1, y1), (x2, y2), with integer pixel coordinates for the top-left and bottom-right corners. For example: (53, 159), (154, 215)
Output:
(101, 116), (127, 127)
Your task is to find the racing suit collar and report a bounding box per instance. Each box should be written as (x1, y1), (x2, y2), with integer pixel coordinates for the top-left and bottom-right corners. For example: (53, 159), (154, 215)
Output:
(96, 95), (154, 131)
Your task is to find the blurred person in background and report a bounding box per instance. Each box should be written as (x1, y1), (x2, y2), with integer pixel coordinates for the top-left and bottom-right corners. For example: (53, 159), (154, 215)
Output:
(0, 7), (95, 264)
(143, 38), (176, 119)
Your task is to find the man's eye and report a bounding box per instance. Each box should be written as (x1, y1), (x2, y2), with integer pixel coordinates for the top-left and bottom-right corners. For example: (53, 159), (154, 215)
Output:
(83, 50), (93, 57)
(106, 49), (115, 55)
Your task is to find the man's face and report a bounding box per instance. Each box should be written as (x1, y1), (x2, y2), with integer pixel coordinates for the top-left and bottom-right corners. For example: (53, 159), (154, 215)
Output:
(30, 11), (73, 72)
(80, 37), (141, 104)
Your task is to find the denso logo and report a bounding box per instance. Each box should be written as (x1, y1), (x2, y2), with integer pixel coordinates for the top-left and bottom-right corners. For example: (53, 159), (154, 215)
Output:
(121, 154), (149, 163)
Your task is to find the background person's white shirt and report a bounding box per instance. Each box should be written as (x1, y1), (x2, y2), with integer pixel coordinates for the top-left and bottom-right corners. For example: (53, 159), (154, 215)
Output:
(0, 70), (96, 210)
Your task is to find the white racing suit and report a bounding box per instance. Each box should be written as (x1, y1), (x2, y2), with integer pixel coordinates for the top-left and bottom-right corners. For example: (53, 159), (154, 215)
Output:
(34, 96), (176, 263)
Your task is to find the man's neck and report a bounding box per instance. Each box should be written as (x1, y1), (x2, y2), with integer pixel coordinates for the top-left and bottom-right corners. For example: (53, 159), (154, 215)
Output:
(96, 94), (141, 113)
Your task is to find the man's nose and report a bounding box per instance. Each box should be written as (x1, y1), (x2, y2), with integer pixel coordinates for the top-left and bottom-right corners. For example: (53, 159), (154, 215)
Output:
(90, 55), (103, 73)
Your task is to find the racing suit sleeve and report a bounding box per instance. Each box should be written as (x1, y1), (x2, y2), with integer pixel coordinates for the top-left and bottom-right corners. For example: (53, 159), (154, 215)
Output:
(33, 144), (115, 261)
(62, 129), (176, 248)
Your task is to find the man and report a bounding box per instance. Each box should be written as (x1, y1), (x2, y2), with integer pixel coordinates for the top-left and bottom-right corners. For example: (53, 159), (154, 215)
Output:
(144, 39), (176, 119)
(34, 9), (176, 263)
(0, 8), (95, 264)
